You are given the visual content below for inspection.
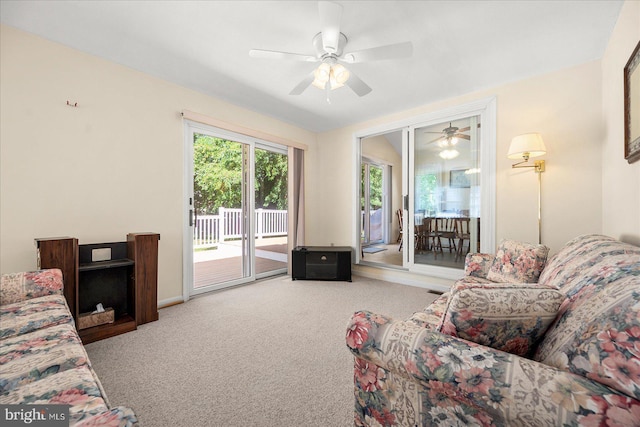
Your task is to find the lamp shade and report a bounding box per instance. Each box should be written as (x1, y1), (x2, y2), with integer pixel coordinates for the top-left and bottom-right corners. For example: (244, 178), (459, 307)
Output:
(507, 133), (547, 159)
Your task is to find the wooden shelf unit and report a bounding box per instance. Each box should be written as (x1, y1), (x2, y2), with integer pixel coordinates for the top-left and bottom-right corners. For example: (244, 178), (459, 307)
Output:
(35, 233), (160, 344)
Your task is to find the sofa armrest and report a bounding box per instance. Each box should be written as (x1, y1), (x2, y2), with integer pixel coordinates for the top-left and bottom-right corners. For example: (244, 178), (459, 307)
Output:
(346, 310), (639, 426)
(464, 253), (494, 278)
(1, 269), (64, 306)
(406, 292), (449, 329)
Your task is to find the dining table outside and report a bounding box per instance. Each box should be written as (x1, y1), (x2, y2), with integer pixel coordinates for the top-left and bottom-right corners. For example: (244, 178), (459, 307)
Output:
(412, 212), (480, 260)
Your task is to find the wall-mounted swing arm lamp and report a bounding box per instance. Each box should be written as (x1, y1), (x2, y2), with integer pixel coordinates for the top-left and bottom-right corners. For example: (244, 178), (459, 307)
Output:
(508, 133), (547, 172)
(507, 133), (547, 244)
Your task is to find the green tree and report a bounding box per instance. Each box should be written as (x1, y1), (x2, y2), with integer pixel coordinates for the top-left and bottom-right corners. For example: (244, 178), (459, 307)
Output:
(369, 165), (383, 209)
(193, 134), (287, 214)
(361, 163), (383, 210)
(416, 173), (438, 214)
(255, 148), (288, 210)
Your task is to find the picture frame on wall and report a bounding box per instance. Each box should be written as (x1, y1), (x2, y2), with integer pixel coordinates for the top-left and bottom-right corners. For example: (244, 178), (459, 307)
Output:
(624, 40), (640, 164)
(450, 169), (471, 188)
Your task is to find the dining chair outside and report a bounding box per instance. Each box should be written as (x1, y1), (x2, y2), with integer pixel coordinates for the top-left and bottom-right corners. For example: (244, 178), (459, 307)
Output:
(435, 217), (457, 258)
(454, 217), (472, 261)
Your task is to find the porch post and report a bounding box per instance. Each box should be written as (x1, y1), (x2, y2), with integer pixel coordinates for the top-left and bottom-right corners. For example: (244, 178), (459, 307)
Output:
(219, 207), (226, 242)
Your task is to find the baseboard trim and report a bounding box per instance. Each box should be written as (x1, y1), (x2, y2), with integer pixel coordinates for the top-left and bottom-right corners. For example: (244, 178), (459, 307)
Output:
(158, 296), (184, 309)
(353, 265), (453, 294)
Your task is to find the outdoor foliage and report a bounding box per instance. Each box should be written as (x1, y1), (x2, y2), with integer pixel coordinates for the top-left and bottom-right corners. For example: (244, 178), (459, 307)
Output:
(255, 149), (288, 210)
(361, 163), (383, 210)
(193, 134), (287, 214)
(416, 173), (438, 214)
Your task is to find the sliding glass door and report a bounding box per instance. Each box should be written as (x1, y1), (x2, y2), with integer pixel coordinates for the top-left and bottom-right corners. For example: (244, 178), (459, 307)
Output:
(410, 116), (481, 269)
(355, 98), (496, 278)
(190, 132), (251, 292)
(254, 147), (288, 277)
(185, 122), (288, 296)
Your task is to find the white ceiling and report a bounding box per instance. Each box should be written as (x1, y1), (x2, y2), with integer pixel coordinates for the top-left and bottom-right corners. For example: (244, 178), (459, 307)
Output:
(0, 0), (623, 133)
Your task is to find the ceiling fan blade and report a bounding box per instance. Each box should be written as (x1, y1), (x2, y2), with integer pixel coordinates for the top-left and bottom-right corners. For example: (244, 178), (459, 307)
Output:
(345, 70), (372, 97)
(249, 49), (318, 62)
(319, 1), (342, 54)
(289, 70), (316, 95)
(455, 134), (471, 140)
(342, 41), (413, 63)
(249, 49), (317, 62)
(457, 123), (482, 132)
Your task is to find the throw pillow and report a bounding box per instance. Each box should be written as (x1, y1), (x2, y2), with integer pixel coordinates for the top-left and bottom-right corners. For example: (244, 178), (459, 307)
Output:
(487, 239), (550, 283)
(440, 283), (565, 356)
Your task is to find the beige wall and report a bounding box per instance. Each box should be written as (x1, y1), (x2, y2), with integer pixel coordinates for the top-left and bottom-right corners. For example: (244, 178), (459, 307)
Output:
(0, 25), (316, 302)
(3, 2), (637, 300)
(601, 0), (640, 245)
(310, 60), (604, 256)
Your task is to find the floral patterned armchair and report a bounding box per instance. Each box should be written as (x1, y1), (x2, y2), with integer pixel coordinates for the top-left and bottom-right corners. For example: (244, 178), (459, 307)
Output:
(346, 235), (640, 426)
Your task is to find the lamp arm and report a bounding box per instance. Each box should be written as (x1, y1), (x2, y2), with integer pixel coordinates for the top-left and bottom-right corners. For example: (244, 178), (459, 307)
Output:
(511, 159), (531, 168)
(512, 159), (545, 173)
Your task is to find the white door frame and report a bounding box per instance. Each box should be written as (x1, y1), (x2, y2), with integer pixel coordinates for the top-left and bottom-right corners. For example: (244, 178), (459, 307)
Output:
(183, 121), (289, 301)
(183, 121), (258, 300)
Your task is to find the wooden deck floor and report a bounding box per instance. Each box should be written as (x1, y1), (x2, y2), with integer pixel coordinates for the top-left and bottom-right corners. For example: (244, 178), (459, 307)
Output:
(194, 244), (288, 288)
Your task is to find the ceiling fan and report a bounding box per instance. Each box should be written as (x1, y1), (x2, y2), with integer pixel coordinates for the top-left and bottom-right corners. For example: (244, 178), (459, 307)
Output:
(424, 122), (479, 160)
(424, 123), (472, 148)
(249, 1), (413, 100)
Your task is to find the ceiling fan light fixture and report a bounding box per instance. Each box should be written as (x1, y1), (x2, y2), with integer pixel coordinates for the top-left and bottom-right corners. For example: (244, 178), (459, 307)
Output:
(332, 63), (349, 83)
(312, 62), (350, 91)
(312, 62), (331, 89)
(439, 149), (459, 160)
(437, 136), (458, 148)
(329, 63), (349, 89)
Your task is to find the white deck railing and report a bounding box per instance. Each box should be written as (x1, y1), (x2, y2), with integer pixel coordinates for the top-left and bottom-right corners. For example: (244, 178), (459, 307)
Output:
(194, 208), (288, 248)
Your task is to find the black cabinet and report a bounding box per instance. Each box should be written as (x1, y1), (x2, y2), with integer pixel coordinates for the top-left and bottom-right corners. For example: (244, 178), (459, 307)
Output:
(78, 242), (134, 324)
(292, 246), (352, 281)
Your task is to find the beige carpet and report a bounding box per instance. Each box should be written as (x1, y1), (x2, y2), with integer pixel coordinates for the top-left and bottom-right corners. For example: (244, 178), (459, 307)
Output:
(85, 275), (440, 426)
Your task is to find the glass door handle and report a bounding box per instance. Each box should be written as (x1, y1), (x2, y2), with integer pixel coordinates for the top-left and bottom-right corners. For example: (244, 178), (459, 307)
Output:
(193, 202), (198, 226)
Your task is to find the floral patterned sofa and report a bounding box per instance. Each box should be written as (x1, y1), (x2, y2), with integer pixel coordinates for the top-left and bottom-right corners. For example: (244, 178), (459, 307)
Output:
(0, 269), (138, 426)
(346, 234), (640, 426)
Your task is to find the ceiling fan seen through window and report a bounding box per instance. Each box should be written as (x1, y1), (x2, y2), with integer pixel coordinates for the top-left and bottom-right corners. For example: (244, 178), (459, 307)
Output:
(424, 123), (475, 160)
